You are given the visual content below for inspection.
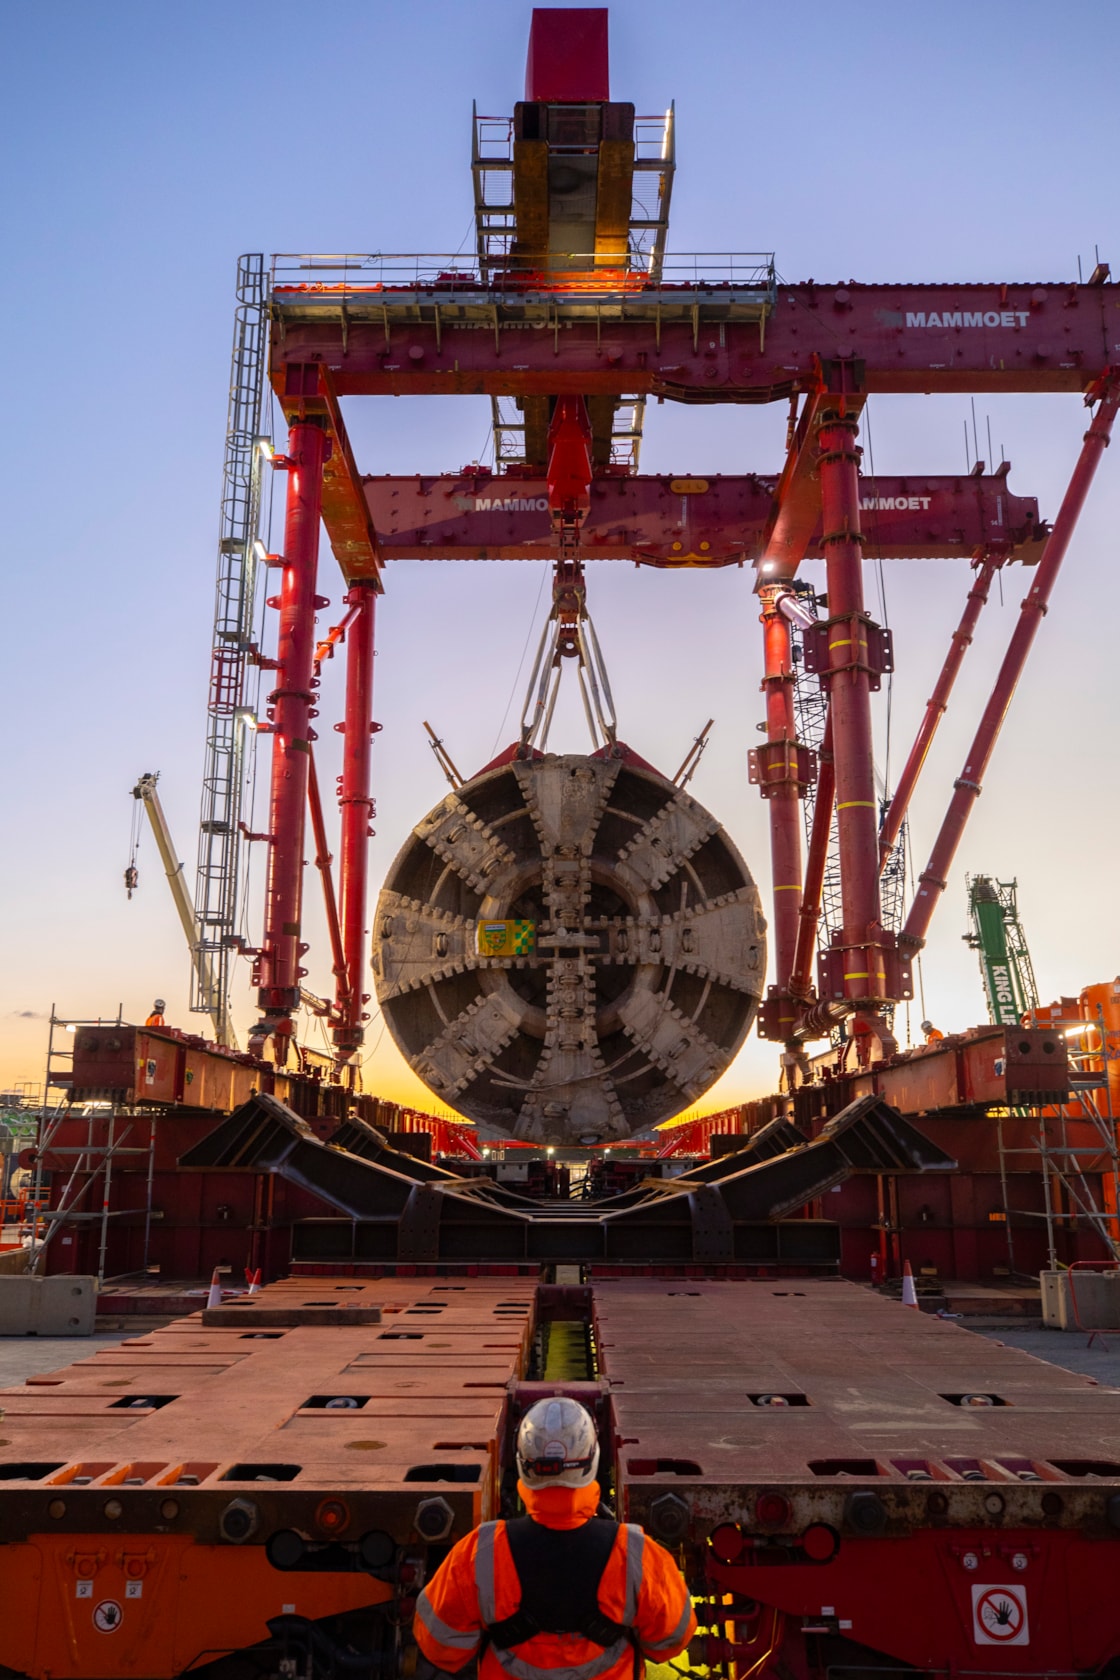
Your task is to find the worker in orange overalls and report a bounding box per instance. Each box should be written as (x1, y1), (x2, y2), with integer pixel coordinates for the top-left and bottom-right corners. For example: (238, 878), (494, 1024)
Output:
(415, 1396), (696, 1680)
(921, 1019), (945, 1044)
(145, 998), (166, 1027)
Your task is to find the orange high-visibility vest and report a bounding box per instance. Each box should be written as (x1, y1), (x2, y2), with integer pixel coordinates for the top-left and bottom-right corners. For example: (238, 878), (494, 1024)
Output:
(416, 1512), (695, 1680)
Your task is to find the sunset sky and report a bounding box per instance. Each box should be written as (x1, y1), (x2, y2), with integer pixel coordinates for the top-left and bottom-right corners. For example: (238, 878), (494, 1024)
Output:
(2, 0), (1118, 1115)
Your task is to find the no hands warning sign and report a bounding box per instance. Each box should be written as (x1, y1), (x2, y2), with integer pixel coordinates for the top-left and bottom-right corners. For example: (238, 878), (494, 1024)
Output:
(972, 1583), (1029, 1646)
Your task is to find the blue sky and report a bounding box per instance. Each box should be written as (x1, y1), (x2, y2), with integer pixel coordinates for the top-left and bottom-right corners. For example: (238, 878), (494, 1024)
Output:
(2, 0), (1118, 1109)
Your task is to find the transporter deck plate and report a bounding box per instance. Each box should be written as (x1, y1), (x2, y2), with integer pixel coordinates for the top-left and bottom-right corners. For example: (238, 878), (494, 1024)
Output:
(602, 1278), (1120, 1534)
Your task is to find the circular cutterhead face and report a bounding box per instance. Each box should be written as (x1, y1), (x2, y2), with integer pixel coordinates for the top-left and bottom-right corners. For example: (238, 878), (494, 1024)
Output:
(372, 750), (766, 1145)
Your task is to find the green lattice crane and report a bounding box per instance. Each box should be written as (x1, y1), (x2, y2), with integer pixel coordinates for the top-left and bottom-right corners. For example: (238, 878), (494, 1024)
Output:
(964, 875), (1041, 1027)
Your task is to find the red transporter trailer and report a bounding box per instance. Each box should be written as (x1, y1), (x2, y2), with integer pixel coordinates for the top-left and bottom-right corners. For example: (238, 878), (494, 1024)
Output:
(3, 1278), (1120, 1680)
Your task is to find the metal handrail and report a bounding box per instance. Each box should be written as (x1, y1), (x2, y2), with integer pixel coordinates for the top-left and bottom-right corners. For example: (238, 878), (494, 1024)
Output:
(270, 251), (777, 294)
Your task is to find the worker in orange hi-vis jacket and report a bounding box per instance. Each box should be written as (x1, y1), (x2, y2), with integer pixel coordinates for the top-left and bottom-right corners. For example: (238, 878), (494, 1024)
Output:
(414, 1397), (697, 1680)
(921, 1019), (945, 1044)
(145, 998), (166, 1027)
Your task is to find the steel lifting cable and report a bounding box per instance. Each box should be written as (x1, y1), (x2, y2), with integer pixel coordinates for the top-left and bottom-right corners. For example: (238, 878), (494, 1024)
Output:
(491, 567), (550, 757)
(578, 613), (618, 743)
(124, 781), (145, 899)
(518, 597), (619, 753)
(519, 616), (558, 747)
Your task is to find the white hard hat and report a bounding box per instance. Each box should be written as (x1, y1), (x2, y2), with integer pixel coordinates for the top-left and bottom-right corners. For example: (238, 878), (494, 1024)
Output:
(516, 1396), (600, 1489)
(153, 999), (166, 1012)
(920, 1020), (933, 1032)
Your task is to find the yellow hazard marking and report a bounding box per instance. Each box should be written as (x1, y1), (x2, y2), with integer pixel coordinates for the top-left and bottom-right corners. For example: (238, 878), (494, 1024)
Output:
(774, 884), (801, 891)
(670, 478), (710, 494)
(837, 800), (876, 810)
(543, 1321), (592, 1380)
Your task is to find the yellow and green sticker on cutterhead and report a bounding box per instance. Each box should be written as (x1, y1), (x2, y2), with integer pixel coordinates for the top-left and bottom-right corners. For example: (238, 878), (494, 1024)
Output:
(476, 919), (536, 957)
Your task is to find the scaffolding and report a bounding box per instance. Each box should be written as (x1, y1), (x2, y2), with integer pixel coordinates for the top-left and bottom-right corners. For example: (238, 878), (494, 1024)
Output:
(30, 1011), (158, 1286)
(191, 252), (268, 1044)
(995, 1009), (1120, 1274)
(879, 806), (909, 936)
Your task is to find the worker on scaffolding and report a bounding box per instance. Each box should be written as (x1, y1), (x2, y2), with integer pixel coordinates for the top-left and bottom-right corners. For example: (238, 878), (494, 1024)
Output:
(414, 1397), (696, 1680)
(921, 1019), (945, 1044)
(145, 998), (166, 1027)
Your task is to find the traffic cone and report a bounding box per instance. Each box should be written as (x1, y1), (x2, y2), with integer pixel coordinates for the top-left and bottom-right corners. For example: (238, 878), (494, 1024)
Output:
(248, 1269), (262, 1295)
(901, 1260), (919, 1310)
(206, 1268), (223, 1310)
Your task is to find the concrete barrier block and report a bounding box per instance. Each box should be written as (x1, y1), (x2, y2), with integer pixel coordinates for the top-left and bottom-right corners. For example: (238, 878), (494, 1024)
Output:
(0, 1274), (97, 1335)
(1040, 1269), (1120, 1333)
(37, 1275), (97, 1335)
(0, 1275), (37, 1334)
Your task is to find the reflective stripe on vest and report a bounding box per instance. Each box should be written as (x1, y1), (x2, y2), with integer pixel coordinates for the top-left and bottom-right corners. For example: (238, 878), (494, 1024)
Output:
(475, 1520), (646, 1680)
(415, 1591), (484, 1655)
(638, 1590), (692, 1656)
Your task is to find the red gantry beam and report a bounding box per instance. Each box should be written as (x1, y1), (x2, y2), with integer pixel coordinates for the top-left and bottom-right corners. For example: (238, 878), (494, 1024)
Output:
(358, 469), (1044, 569)
(271, 276), (1119, 404)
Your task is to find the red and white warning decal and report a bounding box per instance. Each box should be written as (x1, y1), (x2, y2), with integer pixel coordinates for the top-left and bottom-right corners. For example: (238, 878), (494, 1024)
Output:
(93, 1600), (123, 1634)
(972, 1583), (1029, 1646)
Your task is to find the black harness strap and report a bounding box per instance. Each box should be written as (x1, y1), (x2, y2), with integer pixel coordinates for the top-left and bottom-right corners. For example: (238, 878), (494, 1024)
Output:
(486, 1517), (628, 1651)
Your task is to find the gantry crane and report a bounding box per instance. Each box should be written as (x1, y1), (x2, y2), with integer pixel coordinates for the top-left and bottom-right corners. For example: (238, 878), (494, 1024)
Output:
(191, 4), (1117, 1089)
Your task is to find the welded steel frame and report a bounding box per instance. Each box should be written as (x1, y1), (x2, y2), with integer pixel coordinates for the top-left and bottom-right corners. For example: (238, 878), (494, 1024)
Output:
(266, 265), (1114, 399)
(250, 53), (1119, 1082)
(257, 342), (1118, 1076)
(470, 106), (675, 470)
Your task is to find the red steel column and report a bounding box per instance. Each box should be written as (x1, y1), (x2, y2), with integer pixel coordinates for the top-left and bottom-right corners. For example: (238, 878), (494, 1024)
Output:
(816, 405), (885, 1008)
(790, 711), (834, 998)
(759, 586), (803, 989)
(335, 581), (378, 1062)
(878, 554), (997, 866)
(256, 419), (328, 1055)
(904, 375), (1120, 950)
